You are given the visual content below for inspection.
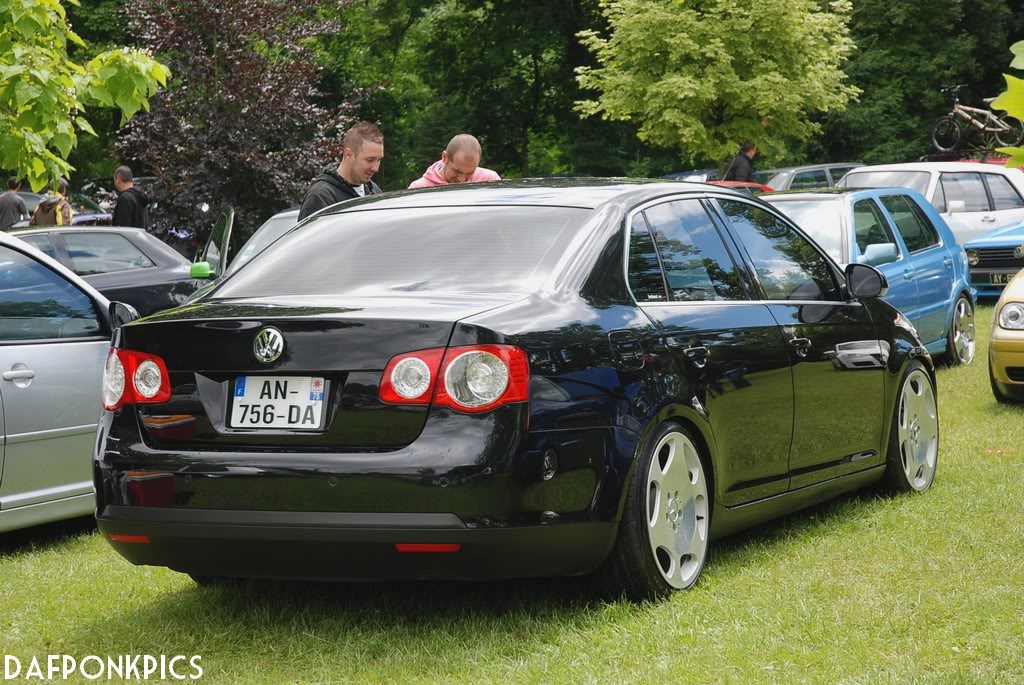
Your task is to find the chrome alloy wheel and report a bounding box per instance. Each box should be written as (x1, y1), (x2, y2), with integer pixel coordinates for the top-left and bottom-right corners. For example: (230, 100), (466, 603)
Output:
(897, 369), (938, 491)
(645, 430), (709, 589)
(952, 297), (976, 365)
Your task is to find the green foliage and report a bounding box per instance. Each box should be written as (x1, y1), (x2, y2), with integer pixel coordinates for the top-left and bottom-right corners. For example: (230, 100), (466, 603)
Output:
(821, 0), (1020, 165)
(0, 0), (167, 191)
(995, 42), (1024, 166)
(575, 0), (858, 164)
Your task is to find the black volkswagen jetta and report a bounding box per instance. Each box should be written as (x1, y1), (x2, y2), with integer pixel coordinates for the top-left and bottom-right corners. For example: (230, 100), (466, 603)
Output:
(94, 180), (938, 600)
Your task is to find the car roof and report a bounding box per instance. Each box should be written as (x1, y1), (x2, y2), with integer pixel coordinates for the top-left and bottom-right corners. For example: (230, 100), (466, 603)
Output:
(0, 231), (110, 306)
(322, 178), (721, 216)
(760, 163), (861, 174)
(845, 161), (1016, 173)
(11, 225), (149, 237)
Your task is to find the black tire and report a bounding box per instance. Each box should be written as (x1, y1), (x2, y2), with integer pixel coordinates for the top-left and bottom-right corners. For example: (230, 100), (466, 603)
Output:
(879, 361), (939, 493)
(931, 116), (962, 152)
(596, 421), (711, 602)
(944, 294), (975, 366)
(995, 114), (1024, 147)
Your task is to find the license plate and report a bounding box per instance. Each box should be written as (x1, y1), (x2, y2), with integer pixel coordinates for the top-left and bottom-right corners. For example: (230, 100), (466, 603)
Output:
(229, 376), (325, 429)
(990, 273), (1015, 285)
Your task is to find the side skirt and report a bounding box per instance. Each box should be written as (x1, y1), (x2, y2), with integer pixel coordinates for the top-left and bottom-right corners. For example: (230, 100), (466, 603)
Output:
(709, 465), (886, 540)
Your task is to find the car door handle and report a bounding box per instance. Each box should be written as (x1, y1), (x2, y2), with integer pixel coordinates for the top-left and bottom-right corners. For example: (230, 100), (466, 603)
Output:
(903, 269), (915, 281)
(943, 256), (953, 269)
(3, 369), (36, 381)
(789, 337), (812, 357)
(982, 215), (997, 223)
(682, 346), (710, 368)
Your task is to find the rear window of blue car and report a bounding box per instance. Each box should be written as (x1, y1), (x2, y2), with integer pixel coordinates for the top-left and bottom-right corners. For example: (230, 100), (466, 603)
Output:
(213, 206), (591, 298)
(763, 199), (844, 262)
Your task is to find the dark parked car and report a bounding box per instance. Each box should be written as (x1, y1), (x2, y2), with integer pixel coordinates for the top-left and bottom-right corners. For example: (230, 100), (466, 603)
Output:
(11, 227), (201, 316)
(94, 181), (938, 600)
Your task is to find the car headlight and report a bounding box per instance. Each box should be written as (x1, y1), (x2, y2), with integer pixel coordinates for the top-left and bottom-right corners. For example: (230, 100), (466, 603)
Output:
(966, 249), (979, 266)
(999, 303), (1024, 329)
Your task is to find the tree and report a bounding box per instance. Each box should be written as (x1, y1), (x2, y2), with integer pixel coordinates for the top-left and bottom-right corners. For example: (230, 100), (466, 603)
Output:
(117, 0), (360, 242)
(575, 0), (858, 166)
(994, 41), (1024, 166)
(0, 0), (167, 191)
(820, 0), (1021, 164)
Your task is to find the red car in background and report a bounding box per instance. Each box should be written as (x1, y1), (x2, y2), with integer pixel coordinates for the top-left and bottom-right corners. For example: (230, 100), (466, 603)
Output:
(706, 180), (774, 195)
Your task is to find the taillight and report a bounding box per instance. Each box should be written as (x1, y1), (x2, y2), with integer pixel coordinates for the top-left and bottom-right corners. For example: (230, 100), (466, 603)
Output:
(379, 345), (528, 413)
(102, 349), (172, 411)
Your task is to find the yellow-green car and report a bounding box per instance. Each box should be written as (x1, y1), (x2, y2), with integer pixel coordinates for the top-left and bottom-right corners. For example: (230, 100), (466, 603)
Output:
(990, 268), (1024, 403)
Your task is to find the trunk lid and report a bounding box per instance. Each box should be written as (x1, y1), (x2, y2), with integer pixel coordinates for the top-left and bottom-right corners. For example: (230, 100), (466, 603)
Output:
(123, 294), (518, 449)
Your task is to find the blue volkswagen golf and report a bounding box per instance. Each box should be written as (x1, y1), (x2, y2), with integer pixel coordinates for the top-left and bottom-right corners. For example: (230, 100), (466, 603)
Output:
(963, 223), (1024, 298)
(764, 188), (976, 365)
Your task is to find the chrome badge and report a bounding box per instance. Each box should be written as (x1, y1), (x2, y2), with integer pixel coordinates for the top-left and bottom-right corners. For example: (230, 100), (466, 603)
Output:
(253, 327), (284, 364)
(1015, 244), (1024, 259)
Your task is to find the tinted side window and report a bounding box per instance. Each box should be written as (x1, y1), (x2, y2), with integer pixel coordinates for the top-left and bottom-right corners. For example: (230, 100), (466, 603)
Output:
(790, 170), (829, 189)
(853, 200), (899, 253)
(940, 173), (990, 212)
(983, 174), (1024, 210)
(718, 200), (840, 301)
(627, 214), (668, 302)
(64, 233), (154, 275)
(0, 245), (101, 341)
(19, 234), (57, 259)
(879, 195), (939, 252)
(644, 200), (747, 301)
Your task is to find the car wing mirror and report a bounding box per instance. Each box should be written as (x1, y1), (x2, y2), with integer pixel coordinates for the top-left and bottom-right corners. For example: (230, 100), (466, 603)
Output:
(109, 301), (140, 331)
(190, 261), (213, 279)
(947, 200), (966, 214)
(845, 263), (889, 299)
(860, 243), (898, 266)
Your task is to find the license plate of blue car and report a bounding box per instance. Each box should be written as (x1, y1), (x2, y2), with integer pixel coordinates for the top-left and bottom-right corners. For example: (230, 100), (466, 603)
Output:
(990, 273), (1015, 285)
(229, 376), (325, 429)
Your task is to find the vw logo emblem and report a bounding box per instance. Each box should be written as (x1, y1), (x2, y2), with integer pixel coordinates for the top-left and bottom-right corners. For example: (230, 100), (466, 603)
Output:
(1015, 244), (1024, 259)
(253, 327), (284, 364)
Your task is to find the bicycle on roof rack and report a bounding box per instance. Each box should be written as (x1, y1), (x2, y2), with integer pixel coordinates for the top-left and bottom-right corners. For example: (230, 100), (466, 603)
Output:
(931, 84), (1024, 152)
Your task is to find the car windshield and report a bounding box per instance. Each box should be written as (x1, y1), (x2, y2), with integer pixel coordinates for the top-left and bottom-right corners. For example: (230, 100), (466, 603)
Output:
(214, 206), (591, 298)
(765, 199), (845, 262)
(227, 213), (297, 276)
(841, 170), (931, 195)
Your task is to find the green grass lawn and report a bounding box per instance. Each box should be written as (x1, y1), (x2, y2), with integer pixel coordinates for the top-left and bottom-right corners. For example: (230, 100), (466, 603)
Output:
(2, 305), (1023, 684)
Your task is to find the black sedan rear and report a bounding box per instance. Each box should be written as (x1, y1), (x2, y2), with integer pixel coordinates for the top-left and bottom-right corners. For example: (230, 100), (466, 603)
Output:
(94, 181), (938, 600)
(12, 227), (200, 316)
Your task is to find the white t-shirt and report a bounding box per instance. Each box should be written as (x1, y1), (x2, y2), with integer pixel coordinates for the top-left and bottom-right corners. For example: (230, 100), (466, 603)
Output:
(353, 184), (366, 197)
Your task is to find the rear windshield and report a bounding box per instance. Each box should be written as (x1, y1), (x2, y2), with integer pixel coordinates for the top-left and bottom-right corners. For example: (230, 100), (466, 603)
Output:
(213, 206), (590, 298)
(841, 171), (931, 195)
(765, 199), (845, 262)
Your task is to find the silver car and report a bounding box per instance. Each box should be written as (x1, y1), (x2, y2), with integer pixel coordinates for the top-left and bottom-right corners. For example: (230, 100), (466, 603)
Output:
(0, 232), (111, 533)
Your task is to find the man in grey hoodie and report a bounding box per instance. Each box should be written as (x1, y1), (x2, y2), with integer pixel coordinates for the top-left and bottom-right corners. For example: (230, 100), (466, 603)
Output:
(0, 177), (28, 229)
(298, 121), (384, 221)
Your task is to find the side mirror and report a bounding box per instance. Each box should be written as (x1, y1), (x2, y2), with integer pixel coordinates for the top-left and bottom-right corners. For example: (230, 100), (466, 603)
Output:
(109, 301), (140, 331)
(845, 263), (889, 299)
(947, 200), (966, 214)
(859, 243), (899, 266)
(190, 261), (213, 279)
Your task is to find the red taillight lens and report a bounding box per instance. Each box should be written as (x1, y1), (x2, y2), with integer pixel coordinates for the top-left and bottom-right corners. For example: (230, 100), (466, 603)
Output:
(395, 543), (461, 553)
(379, 345), (529, 413)
(102, 349), (172, 411)
(379, 348), (446, 404)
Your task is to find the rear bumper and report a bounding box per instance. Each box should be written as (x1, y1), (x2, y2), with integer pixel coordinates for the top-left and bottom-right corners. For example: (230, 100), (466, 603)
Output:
(96, 505), (617, 581)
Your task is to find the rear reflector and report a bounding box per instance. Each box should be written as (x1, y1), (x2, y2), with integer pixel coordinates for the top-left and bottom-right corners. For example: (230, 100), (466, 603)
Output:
(109, 534), (150, 544)
(394, 543), (461, 553)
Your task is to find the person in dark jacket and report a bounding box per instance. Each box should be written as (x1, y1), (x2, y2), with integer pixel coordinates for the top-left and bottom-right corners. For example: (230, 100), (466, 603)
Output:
(723, 142), (757, 182)
(298, 121), (384, 221)
(112, 166), (150, 228)
(0, 177), (28, 229)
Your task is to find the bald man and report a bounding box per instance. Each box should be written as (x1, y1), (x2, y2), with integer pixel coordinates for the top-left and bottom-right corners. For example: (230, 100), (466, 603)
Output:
(408, 134), (501, 189)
